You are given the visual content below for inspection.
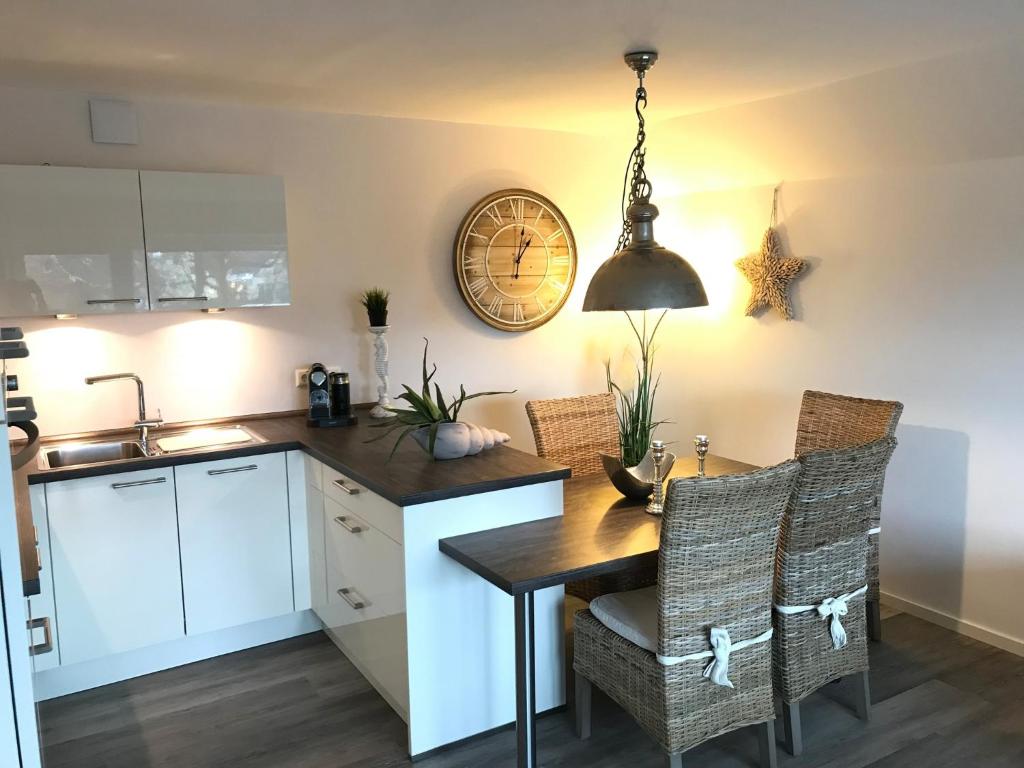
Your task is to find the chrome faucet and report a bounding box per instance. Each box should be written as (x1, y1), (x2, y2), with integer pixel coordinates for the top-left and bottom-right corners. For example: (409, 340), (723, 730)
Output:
(85, 373), (163, 452)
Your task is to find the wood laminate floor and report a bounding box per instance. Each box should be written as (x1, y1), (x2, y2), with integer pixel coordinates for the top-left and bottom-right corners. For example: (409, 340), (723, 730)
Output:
(39, 611), (1024, 767)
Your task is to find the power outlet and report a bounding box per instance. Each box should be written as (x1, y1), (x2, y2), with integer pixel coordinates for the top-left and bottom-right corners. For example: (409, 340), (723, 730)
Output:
(294, 365), (344, 388)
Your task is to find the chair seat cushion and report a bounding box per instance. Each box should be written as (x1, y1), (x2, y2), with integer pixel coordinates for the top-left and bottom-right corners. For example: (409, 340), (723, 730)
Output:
(588, 586), (658, 653)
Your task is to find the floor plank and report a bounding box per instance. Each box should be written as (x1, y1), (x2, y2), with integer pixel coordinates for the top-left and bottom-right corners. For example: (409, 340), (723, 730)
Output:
(39, 614), (1024, 767)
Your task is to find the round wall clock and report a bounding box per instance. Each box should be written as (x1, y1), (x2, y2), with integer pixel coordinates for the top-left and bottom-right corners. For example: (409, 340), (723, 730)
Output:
(453, 188), (577, 332)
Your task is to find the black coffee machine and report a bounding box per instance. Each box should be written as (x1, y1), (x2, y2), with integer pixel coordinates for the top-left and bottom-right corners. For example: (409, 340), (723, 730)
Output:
(306, 363), (357, 427)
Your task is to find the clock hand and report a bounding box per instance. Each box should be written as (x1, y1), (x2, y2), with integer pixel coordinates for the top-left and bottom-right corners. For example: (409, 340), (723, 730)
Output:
(514, 236), (532, 280)
(514, 227), (525, 278)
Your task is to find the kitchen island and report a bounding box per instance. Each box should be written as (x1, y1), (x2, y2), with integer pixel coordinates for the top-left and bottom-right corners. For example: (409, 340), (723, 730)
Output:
(18, 406), (569, 757)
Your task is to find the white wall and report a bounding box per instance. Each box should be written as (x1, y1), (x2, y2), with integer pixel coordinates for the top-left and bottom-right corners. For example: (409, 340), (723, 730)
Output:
(0, 84), (630, 446)
(644, 40), (1024, 653)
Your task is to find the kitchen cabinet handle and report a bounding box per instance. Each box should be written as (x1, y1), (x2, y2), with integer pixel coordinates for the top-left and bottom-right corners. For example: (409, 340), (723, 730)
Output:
(337, 587), (366, 610)
(332, 478), (361, 495)
(158, 296), (209, 302)
(86, 298), (143, 305)
(333, 515), (364, 534)
(111, 477), (167, 489)
(207, 464), (258, 476)
(27, 617), (53, 655)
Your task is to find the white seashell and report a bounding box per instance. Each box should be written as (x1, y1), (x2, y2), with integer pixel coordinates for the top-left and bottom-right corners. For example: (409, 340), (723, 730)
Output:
(411, 423), (471, 460)
(480, 427), (495, 450)
(464, 423), (484, 455)
(494, 431), (511, 444)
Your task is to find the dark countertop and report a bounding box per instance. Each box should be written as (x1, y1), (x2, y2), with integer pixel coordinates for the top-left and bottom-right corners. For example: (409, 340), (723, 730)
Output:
(439, 455), (757, 595)
(15, 406), (569, 596)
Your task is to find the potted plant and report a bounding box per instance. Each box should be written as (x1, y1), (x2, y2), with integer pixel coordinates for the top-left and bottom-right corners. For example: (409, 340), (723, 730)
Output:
(361, 287), (389, 328)
(601, 312), (677, 499)
(607, 311), (667, 467)
(370, 339), (514, 460)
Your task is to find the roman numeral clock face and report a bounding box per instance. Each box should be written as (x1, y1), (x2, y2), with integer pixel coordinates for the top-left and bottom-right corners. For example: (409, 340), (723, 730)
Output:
(454, 189), (577, 331)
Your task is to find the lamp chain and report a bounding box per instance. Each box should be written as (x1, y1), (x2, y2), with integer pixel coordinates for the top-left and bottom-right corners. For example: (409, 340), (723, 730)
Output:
(614, 69), (652, 256)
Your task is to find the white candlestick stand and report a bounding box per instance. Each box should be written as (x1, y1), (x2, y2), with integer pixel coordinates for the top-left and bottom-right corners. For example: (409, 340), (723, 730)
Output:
(369, 325), (395, 418)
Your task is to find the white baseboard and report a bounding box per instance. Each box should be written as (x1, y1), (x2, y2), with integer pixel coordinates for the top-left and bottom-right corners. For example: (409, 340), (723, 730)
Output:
(881, 591), (1024, 658)
(34, 610), (322, 701)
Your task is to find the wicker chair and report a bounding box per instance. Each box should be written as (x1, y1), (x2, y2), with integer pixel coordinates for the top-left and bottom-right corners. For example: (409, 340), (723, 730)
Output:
(773, 437), (897, 756)
(574, 460), (801, 767)
(794, 390), (903, 641)
(526, 393), (620, 477)
(526, 393), (658, 602)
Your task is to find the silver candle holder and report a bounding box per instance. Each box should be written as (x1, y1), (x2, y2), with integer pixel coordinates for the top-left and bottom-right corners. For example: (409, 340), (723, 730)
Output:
(646, 440), (667, 516)
(694, 434), (710, 477)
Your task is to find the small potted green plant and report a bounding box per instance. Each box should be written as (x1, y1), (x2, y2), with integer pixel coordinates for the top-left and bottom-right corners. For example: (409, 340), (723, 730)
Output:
(370, 339), (514, 460)
(606, 311), (666, 468)
(361, 287), (389, 328)
(602, 311), (676, 499)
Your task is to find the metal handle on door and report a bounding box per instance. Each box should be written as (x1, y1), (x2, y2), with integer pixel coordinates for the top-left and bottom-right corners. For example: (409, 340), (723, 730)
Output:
(86, 298), (143, 305)
(337, 587), (366, 610)
(111, 477), (167, 489)
(207, 464), (258, 476)
(332, 479), (361, 495)
(158, 296), (209, 302)
(333, 515), (364, 533)
(27, 617), (53, 655)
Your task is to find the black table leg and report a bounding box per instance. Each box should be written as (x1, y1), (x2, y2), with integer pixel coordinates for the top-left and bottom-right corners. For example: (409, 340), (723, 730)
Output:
(514, 591), (537, 768)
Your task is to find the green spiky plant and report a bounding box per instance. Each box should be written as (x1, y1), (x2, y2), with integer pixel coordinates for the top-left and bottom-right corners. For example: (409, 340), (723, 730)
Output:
(369, 338), (514, 459)
(360, 287), (390, 327)
(606, 310), (668, 468)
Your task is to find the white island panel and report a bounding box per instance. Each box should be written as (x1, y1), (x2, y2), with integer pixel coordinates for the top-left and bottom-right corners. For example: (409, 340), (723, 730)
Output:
(403, 480), (564, 758)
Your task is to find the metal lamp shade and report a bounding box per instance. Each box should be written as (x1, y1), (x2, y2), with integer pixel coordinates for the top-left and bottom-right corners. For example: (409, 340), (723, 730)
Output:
(583, 201), (708, 312)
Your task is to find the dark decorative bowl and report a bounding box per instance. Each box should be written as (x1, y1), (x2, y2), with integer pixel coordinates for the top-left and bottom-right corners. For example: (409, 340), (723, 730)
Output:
(601, 450), (677, 501)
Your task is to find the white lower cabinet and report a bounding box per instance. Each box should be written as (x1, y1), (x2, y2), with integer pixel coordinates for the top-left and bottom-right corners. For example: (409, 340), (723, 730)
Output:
(27, 484), (59, 672)
(33, 447), (566, 758)
(322, 494), (407, 718)
(308, 459), (567, 757)
(175, 453), (293, 635)
(306, 481), (327, 617)
(47, 468), (184, 665)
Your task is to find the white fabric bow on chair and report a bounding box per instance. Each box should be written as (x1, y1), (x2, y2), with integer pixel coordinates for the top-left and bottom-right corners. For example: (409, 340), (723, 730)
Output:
(775, 584), (868, 650)
(658, 626), (774, 688)
(702, 627), (734, 688)
(818, 595), (852, 649)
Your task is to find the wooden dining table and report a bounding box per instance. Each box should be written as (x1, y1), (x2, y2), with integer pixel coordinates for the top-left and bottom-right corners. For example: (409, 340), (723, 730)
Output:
(438, 453), (757, 768)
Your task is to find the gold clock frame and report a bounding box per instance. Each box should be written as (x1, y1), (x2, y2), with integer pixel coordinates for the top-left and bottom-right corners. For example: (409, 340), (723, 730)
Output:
(452, 188), (577, 332)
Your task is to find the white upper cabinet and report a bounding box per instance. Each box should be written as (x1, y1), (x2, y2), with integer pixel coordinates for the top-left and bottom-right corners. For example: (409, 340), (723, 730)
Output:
(0, 165), (149, 316)
(140, 170), (290, 311)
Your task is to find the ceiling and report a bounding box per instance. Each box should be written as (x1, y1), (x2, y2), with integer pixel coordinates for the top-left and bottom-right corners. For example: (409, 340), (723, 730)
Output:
(2, 1), (1022, 134)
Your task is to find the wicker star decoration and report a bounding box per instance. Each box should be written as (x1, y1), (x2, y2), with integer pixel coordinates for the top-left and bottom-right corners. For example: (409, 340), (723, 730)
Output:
(736, 226), (807, 320)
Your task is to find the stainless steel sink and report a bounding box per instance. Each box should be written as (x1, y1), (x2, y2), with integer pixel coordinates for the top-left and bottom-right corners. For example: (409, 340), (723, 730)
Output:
(39, 440), (149, 470)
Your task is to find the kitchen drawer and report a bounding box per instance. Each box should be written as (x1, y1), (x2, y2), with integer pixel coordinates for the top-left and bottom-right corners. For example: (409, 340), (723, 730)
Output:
(323, 465), (403, 545)
(324, 497), (404, 622)
(304, 453), (323, 491)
